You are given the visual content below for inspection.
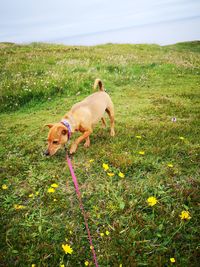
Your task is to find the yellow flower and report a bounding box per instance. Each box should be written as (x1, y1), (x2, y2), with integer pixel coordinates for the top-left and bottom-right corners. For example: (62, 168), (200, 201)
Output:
(29, 193), (34, 198)
(103, 163), (109, 171)
(100, 232), (104, 237)
(167, 163), (173, 168)
(2, 184), (8, 190)
(48, 187), (55, 193)
(14, 204), (25, 210)
(51, 183), (58, 188)
(105, 230), (110, 236)
(107, 172), (114, 177)
(60, 264), (65, 267)
(139, 151), (145, 155)
(89, 159), (94, 163)
(85, 261), (89, 266)
(69, 230), (72, 235)
(136, 135), (142, 139)
(62, 244), (73, 254)
(179, 210), (191, 220)
(119, 264), (123, 267)
(35, 191), (39, 196)
(170, 258), (176, 263)
(90, 245), (93, 250)
(147, 196), (158, 207)
(53, 198), (57, 202)
(32, 264), (36, 267)
(118, 172), (125, 178)
(179, 136), (185, 140)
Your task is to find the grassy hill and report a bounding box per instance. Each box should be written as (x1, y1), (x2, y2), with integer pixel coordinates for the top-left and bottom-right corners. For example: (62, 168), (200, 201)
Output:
(0, 42), (199, 266)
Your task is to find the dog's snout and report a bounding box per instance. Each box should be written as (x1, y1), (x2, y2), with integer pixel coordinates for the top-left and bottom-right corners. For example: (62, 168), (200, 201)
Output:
(44, 150), (50, 156)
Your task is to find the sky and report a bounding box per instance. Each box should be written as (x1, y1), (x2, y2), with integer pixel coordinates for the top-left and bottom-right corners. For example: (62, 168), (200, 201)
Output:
(0, 0), (200, 45)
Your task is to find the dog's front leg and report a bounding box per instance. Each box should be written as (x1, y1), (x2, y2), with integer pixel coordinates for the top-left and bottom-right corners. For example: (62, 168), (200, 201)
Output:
(70, 130), (92, 154)
(84, 136), (90, 148)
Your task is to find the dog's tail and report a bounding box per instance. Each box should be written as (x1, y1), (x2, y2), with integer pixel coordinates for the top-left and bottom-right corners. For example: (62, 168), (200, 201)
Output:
(94, 78), (104, 91)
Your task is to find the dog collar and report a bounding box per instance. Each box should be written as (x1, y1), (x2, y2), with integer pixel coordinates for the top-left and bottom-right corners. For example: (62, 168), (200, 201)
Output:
(60, 119), (71, 140)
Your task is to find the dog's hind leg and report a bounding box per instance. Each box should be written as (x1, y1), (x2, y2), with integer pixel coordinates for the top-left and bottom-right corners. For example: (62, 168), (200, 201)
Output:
(106, 103), (115, 137)
(101, 117), (106, 128)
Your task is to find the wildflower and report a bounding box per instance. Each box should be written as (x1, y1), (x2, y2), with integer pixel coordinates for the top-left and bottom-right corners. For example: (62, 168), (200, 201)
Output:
(103, 163), (109, 171)
(107, 172), (114, 177)
(171, 117), (176, 122)
(60, 264), (65, 267)
(118, 172), (125, 178)
(119, 264), (123, 267)
(29, 193), (34, 198)
(179, 136), (185, 140)
(14, 204), (25, 210)
(35, 191), (39, 196)
(51, 183), (58, 188)
(32, 264), (36, 267)
(2, 184), (8, 190)
(48, 187), (55, 193)
(100, 232), (104, 237)
(147, 196), (158, 207)
(170, 258), (176, 263)
(62, 244), (73, 254)
(105, 230), (110, 236)
(53, 198), (57, 202)
(138, 151), (145, 155)
(136, 135), (142, 139)
(85, 261), (89, 266)
(167, 163), (173, 168)
(89, 159), (94, 163)
(90, 245), (93, 250)
(179, 210), (191, 220)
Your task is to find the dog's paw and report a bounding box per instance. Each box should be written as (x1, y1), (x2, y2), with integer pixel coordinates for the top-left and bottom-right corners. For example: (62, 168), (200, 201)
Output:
(84, 141), (90, 148)
(110, 129), (115, 137)
(70, 143), (78, 154)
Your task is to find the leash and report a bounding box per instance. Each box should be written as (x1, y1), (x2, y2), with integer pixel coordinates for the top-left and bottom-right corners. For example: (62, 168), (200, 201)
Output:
(66, 154), (99, 267)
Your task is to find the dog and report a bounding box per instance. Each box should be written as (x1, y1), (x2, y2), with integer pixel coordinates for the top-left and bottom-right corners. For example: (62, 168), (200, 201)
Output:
(44, 79), (115, 156)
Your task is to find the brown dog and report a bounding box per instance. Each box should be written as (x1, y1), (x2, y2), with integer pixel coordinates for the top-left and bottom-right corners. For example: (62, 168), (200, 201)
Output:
(44, 79), (115, 156)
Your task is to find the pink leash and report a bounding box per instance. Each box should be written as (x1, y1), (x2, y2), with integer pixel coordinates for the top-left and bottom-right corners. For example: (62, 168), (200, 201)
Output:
(66, 154), (99, 267)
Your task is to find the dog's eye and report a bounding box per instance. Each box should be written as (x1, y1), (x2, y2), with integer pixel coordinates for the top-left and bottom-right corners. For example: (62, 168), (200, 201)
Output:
(53, 140), (58, 144)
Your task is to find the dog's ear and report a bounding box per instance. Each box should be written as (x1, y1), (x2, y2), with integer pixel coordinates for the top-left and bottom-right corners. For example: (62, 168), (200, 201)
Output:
(58, 125), (68, 135)
(44, 123), (54, 129)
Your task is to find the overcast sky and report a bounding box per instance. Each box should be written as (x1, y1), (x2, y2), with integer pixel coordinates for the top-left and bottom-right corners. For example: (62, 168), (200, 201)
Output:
(0, 0), (199, 45)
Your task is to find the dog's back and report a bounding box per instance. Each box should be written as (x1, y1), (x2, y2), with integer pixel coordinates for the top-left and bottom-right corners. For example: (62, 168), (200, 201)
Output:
(70, 80), (113, 125)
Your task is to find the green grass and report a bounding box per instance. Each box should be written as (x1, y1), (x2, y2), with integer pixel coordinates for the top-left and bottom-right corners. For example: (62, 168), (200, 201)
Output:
(0, 41), (200, 267)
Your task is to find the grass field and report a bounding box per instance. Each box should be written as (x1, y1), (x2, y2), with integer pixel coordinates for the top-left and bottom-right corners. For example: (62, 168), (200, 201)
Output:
(0, 41), (200, 267)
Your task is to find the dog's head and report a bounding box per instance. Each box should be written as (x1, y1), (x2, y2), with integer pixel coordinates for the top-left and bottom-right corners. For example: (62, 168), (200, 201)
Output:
(44, 123), (69, 156)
